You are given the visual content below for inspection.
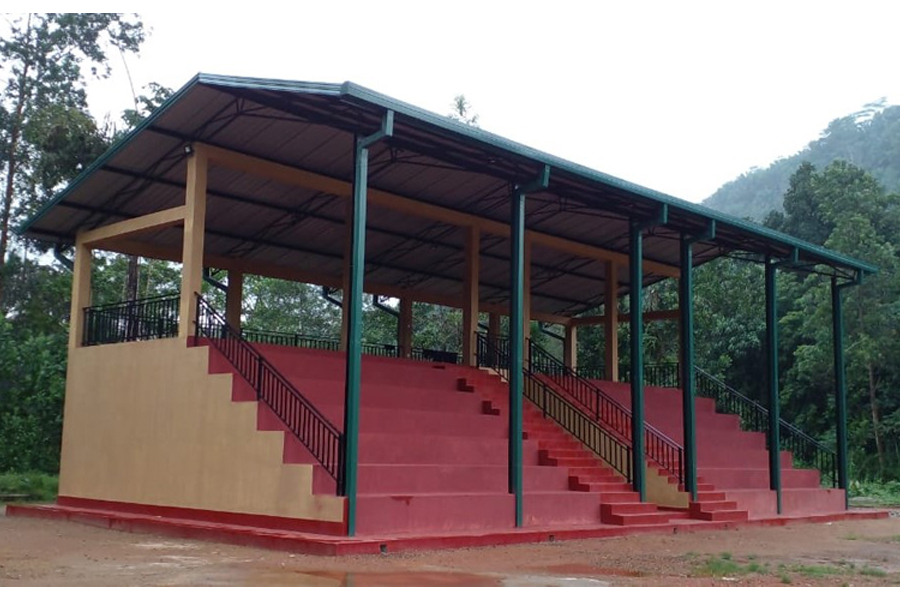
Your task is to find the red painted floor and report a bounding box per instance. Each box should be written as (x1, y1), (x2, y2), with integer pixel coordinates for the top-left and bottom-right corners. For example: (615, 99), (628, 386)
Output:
(6, 502), (889, 557)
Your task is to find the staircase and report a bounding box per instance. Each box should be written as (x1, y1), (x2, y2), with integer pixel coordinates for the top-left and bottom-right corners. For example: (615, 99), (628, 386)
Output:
(205, 338), (683, 534)
(469, 337), (673, 526)
(594, 380), (844, 518)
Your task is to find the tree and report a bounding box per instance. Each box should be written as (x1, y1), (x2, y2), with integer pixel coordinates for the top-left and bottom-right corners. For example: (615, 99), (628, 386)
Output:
(770, 161), (900, 480)
(448, 95), (480, 127)
(0, 13), (146, 304)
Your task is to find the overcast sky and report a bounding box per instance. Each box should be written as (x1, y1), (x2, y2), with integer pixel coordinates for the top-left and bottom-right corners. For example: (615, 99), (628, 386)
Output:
(47, 2), (900, 202)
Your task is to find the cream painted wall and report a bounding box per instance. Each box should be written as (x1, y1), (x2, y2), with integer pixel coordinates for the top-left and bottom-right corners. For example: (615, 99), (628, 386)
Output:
(58, 338), (344, 523)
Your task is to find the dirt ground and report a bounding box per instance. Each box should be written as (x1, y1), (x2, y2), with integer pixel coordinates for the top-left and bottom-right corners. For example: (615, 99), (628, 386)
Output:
(1, 507), (899, 587)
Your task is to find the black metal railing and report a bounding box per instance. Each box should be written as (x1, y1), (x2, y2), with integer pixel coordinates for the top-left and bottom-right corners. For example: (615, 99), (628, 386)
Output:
(620, 362), (681, 388)
(195, 295), (344, 487)
(476, 333), (632, 481)
(241, 328), (460, 364)
(83, 294), (180, 346)
(528, 341), (683, 485)
(696, 368), (838, 487)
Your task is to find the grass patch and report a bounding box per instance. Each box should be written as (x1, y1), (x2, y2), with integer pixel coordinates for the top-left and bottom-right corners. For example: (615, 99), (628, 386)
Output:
(858, 566), (887, 578)
(842, 533), (859, 540)
(779, 573), (792, 585)
(694, 554), (768, 578)
(849, 480), (900, 507)
(788, 564), (844, 578)
(0, 471), (58, 502)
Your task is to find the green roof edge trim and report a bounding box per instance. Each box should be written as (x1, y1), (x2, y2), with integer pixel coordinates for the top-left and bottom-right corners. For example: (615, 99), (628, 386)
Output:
(338, 81), (877, 275)
(19, 73), (877, 276)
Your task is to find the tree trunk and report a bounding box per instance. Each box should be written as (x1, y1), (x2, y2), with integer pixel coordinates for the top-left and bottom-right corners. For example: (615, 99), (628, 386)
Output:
(867, 362), (885, 476)
(0, 16), (33, 306)
(125, 255), (139, 301)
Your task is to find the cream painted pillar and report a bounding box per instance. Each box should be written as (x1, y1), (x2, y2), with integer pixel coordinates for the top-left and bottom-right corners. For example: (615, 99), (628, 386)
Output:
(564, 324), (578, 370)
(462, 226), (481, 366)
(399, 297), (413, 359)
(488, 311), (501, 339)
(67, 239), (93, 350)
(225, 271), (243, 331)
(604, 260), (619, 381)
(178, 145), (208, 338)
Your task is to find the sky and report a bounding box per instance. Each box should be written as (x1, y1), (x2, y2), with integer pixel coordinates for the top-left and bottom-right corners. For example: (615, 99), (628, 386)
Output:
(29, 2), (900, 203)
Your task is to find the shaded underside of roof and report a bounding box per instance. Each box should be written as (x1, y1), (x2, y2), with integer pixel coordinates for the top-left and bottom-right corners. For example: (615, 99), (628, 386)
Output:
(21, 74), (875, 317)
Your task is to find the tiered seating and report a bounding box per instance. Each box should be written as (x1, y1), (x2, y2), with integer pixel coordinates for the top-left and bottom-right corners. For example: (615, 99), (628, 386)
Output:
(592, 380), (845, 518)
(209, 343), (669, 535)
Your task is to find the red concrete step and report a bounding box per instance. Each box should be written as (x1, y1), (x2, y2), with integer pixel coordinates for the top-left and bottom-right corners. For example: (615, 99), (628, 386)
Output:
(692, 509), (749, 522)
(356, 491), (607, 535)
(694, 491), (728, 502)
(356, 464), (571, 494)
(600, 504), (671, 526)
(601, 501), (659, 514)
(569, 466), (619, 478)
(690, 500), (739, 512)
(698, 467), (822, 489)
(281, 432), (541, 466)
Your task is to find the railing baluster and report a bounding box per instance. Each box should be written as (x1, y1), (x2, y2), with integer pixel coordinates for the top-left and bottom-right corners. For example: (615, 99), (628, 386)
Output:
(193, 295), (343, 486)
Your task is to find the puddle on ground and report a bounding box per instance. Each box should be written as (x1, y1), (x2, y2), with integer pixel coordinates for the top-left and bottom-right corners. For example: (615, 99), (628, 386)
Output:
(542, 563), (645, 578)
(243, 569), (608, 587)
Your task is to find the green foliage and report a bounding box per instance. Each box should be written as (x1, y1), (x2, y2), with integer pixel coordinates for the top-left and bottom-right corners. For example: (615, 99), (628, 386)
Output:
(706, 101), (900, 221)
(692, 553), (768, 577)
(848, 480), (900, 506)
(0, 316), (67, 473)
(0, 471), (58, 501)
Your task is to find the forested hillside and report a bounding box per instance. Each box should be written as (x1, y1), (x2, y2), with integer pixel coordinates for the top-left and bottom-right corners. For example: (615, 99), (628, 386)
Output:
(704, 101), (900, 221)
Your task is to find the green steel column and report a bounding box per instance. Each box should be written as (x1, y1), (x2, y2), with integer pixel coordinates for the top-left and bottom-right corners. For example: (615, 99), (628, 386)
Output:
(765, 257), (782, 514)
(629, 220), (646, 500)
(507, 166), (549, 528)
(679, 235), (698, 500)
(831, 277), (849, 508)
(343, 112), (393, 537)
(509, 189), (526, 528)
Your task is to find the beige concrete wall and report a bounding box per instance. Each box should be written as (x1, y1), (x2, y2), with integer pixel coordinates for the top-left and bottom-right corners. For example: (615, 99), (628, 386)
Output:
(58, 338), (344, 523)
(645, 464), (689, 509)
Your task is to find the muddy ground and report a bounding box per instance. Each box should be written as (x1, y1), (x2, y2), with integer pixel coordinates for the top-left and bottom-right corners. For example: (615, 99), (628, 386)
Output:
(1, 507), (899, 586)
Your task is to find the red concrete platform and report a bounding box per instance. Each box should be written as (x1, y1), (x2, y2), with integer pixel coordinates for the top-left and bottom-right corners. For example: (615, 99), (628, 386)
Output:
(6, 502), (889, 557)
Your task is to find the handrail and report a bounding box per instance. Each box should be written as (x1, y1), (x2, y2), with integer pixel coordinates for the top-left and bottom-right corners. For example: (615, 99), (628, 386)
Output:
(241, 328), (461, 363)
(194, 295), (344, 488)
(695, 367), (837, 487)
(621, 362), (681, 388)
(529, 341), (684, 485)
(476, 333), (633, 482)
(83, 293), (180, 346)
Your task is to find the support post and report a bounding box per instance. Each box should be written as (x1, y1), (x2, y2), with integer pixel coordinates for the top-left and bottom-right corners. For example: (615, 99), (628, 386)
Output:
(343, 111), (393, 537)
(564, 324), (578, 370)
(340, 199), (352, 351)
(489, 311), (501, 339)
(509, 191), (526, 528)
(462, 226), (481, 366)
(179, 145), (208, 338)
(68, 239), (92, 350)
(679, 221), (714, 501)
(399, 297), (413, 359)
(523, 239), (532, 344)
(832, 273), (860, 508)
(225, 271), (243, 331)
(604, 261), (619, 381)
(765, 256), (782, 515)
(509, 166), (550, 528)
(629, 206), (668, 500)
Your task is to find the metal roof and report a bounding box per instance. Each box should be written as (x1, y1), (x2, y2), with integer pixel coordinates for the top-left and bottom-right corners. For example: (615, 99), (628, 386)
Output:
(20, 73), (877, 317)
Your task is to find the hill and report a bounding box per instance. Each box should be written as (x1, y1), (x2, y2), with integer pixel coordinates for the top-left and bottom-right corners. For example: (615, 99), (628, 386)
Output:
(703, 101), (900, 221)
